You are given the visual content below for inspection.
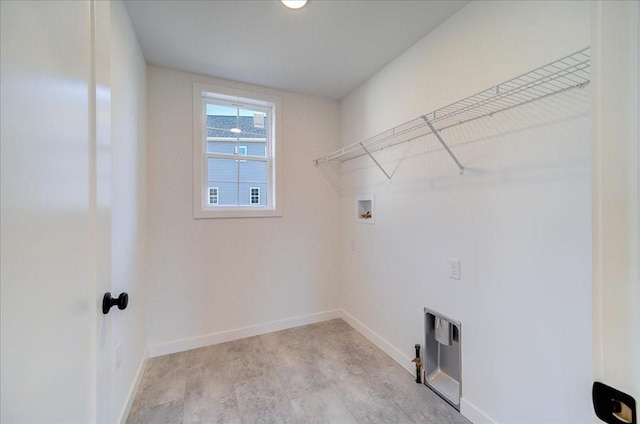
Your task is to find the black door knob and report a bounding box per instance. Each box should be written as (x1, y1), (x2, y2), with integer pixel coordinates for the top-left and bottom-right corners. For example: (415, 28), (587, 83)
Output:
(102, 292), (128, 314)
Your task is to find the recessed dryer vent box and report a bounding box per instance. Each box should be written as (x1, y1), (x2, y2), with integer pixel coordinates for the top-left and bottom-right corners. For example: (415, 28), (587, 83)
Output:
(424, 308), (461, 410)
(356, 195), (374, 224)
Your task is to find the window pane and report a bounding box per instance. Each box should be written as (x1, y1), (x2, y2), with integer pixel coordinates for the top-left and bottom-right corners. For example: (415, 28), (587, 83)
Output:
(207, 140), (235, 154)
(208, 182), (238, 206)
(244, 142), (267, 158)
(239, 160), (267, 183)
(206, 103), (237, 134)
(207, 140), (266, 156)
(208, 158), (237, 182)
(208, 159), (267, 206)
(206, 102), (268, 157)
(206, 104), (268, 137)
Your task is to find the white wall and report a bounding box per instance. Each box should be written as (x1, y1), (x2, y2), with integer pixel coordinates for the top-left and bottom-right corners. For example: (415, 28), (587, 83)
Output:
(339, 2), (592, 423)
(146, 66), (341, 353)
(110, 1), (148, 422)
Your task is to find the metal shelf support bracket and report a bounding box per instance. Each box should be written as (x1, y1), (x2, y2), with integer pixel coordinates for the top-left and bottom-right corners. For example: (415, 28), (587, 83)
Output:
(361, 143), (392, 181)
(422, 117), (465, 175)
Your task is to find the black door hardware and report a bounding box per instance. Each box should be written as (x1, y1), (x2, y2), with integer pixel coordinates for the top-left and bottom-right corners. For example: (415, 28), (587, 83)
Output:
(102, 292), (128, 314)
(593, 381), (636, 424)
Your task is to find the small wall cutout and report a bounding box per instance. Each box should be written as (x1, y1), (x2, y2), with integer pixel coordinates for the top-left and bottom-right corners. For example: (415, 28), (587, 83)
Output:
(357, 196), (374, 224)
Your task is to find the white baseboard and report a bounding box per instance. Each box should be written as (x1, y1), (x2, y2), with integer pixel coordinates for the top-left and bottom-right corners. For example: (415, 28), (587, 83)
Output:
(340, 309), (497, 424)
(148, 309), (342, 357)
(338, 310), (415, 375)
(118, 349), (148, 424)
(460, 398), (496, 424)
(146, 308), (496, 424)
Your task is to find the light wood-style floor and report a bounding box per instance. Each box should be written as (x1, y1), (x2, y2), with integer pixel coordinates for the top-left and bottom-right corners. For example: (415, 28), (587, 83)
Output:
(126, 319), (470, 424)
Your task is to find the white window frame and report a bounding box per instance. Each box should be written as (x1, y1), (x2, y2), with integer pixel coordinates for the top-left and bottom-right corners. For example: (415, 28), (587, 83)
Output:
(193, 83), (282, 219)
(208, 187), (219, 205)
(249, 187), (260, 205)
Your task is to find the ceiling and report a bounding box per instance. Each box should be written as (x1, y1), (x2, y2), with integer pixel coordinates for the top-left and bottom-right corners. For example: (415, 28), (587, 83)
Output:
(123, 0), (469, 100)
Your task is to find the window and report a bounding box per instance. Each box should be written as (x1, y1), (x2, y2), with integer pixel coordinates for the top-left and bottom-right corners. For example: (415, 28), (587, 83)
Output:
(250, 187), (260, 205)
(193, 83), (281, 219)
(235, 145), (247, 156)
(208, 187), (219, 205)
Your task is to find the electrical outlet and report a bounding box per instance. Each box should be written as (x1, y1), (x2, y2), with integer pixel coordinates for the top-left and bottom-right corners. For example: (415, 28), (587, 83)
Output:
(115, 342), (123, 371)
(448, 259), (461, 280)
(351, 239), (357, 252)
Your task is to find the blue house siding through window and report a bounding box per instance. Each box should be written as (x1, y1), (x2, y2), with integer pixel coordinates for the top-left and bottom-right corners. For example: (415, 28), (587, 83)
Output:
(207, 141), (266, 157)
(207, 182), (267, 206)
(206, 115), (268, 206)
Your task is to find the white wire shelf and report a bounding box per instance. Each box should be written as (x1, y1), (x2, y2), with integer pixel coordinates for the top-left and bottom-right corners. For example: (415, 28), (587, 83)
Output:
(314, 47), (591, 176)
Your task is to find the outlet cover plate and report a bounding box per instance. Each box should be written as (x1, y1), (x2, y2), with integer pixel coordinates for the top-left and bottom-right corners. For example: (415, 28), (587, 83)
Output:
(449, 259), (461, 280)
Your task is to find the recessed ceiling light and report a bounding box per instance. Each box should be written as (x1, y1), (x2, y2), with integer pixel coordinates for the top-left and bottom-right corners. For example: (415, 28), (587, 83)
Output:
(281, 0), (307, 10)
(230, 128), (242, 134)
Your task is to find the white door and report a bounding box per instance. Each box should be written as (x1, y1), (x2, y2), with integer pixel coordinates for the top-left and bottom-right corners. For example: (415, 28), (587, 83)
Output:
(592, 1), (639, 423)
(93, 0), (114, 422)
(0, 1), (113, 423)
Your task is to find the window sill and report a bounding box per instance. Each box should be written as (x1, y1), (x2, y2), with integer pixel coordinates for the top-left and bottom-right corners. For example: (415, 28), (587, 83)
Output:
(194, 207), (282, 219)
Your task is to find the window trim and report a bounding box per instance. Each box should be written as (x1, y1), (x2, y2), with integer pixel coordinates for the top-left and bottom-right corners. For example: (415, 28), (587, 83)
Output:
(193, 82), (282, 219)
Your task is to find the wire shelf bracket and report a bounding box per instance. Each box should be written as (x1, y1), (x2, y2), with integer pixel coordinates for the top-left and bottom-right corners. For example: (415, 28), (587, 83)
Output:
(423, 117), (464, 175)
(314, 47), (591, 180)
(361, 142), (392, 181)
